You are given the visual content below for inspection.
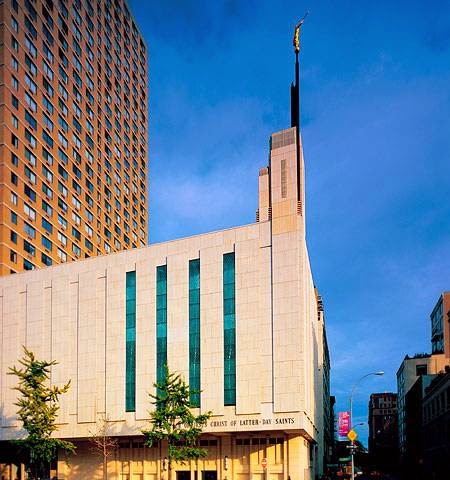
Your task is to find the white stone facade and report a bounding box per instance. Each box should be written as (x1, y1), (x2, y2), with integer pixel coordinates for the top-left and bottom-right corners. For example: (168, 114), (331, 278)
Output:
(0, 127), (327, 480)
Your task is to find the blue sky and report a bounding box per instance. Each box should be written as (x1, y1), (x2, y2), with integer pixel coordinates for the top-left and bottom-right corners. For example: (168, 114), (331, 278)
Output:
(128, 0), (450, 443)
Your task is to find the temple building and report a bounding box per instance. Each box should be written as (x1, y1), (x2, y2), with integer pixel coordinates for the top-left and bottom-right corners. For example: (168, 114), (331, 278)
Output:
(0, 19), (329, 480)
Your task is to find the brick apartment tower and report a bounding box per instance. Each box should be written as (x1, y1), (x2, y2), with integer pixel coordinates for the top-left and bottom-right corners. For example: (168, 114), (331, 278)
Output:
(0, 0), (148, 275)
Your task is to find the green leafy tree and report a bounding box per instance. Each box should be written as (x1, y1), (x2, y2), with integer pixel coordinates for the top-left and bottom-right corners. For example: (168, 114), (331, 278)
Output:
(141, 366), (212, 473)
(8, 347), (76, 479)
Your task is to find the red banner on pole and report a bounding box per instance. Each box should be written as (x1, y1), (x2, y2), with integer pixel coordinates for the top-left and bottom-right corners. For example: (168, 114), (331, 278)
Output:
(338, 411), (351, 437)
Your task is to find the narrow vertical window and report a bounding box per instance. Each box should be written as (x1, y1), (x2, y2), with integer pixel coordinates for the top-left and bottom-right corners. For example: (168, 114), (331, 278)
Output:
(189, 259), (200, 406)
(156, 265), (167, 387)
(223, 252), (236, 405)
(125, 271), (136, 412)
(281, 159), (287, 198)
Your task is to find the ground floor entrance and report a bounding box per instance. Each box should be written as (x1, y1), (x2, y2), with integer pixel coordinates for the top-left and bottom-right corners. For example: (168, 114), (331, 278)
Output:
(56, 432), (317, 480)
(176, 471), (217, 480)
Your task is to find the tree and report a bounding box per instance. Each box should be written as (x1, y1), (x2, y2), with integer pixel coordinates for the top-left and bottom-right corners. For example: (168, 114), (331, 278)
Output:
(141, 366), (212, 474)
(89, 415), (118, 480)
(8, 347), (76, 479)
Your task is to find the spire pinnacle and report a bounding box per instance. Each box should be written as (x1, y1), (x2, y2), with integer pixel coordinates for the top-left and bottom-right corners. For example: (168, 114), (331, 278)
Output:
(291, 12), (308, 129)
(293, 12), (309, 54)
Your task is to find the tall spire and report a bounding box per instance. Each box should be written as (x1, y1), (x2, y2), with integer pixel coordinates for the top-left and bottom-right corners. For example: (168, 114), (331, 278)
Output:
(290, 13), (308, 129)
(290, 56), (299, 128)
(291, 13), (308, 209)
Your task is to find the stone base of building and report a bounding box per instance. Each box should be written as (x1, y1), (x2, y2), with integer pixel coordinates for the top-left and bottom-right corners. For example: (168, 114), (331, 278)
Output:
(57, 433), (317, 480)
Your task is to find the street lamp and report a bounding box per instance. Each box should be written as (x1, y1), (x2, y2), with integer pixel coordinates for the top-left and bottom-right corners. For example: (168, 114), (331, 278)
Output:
(349, 371), (384, 480)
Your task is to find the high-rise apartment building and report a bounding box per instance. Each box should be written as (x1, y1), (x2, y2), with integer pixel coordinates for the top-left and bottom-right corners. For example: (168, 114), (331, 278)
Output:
(0, 0), (148, 276)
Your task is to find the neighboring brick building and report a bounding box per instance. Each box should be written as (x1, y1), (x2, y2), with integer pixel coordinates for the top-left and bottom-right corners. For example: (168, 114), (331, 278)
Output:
(0, 0), (149, 275)
(430, 292), (450, 362)
(422, 367), (450, 480)
(396, 353), (446, 456)
(368, 393), (398, 472)
(396, 293), (450, 478)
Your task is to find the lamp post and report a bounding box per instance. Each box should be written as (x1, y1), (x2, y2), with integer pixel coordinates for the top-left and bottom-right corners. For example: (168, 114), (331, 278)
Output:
(349, 371), (384, 480)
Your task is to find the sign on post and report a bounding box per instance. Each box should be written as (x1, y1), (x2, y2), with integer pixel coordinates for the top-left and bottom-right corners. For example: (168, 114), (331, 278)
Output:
(338, 411), (351, 437)
(347, 429), (357, 442)
(261, 458), (267, 469)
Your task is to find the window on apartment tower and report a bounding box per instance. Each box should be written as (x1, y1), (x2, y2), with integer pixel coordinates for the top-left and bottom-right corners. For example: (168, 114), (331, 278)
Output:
(24, 129), (36, 148)
(42, 218), (53, 234)
(24, 204), (36, 220)
(43, 131), (53, 148)
(11, 36), (19, 52)
(41, 253), (52, 266)
(25, 92), (37, 112)
(41, 236), (52, 251)
(25, 111), (37, 130)
(24, 222), (36, 239)
(25, 73), (37, 94)
(24, 166), (36, 183)
(25, 54), (37, 75)
(11, 76), (19, 91)
(11, 95), (19, 110)
(23, 240), (36, 256)
(24, 185), (36, 202)
(43, 113), (54, 131)
(25, 148), (37, 166)
(42, 200), (53, 216)
(72, 243), (81, 256)
(10, 250), (17, 263)
(11, 57), (19, 72)
(23, 259), (35, 271)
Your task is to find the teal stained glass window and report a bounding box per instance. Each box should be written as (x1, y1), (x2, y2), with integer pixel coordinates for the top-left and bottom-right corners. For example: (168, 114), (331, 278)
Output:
(223, 252), (236, 405)
(125, 271), (136, 412)
(189, 259), (201, 406)
(156, 265), (167, 387)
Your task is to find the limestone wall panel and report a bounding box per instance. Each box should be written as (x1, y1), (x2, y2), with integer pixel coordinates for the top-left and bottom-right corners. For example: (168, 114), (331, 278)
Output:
(95, 272), (107, 416)
(167, 253), (189, 378)
(1, 285), (26, 428)
(236, 238), (261, 414)
(200, 245), (224, 415)
(105, 265), (126, 421)
(136, 257), (155, 420)
(78, 271), (97, 423)
(50, 276), (71, 424)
